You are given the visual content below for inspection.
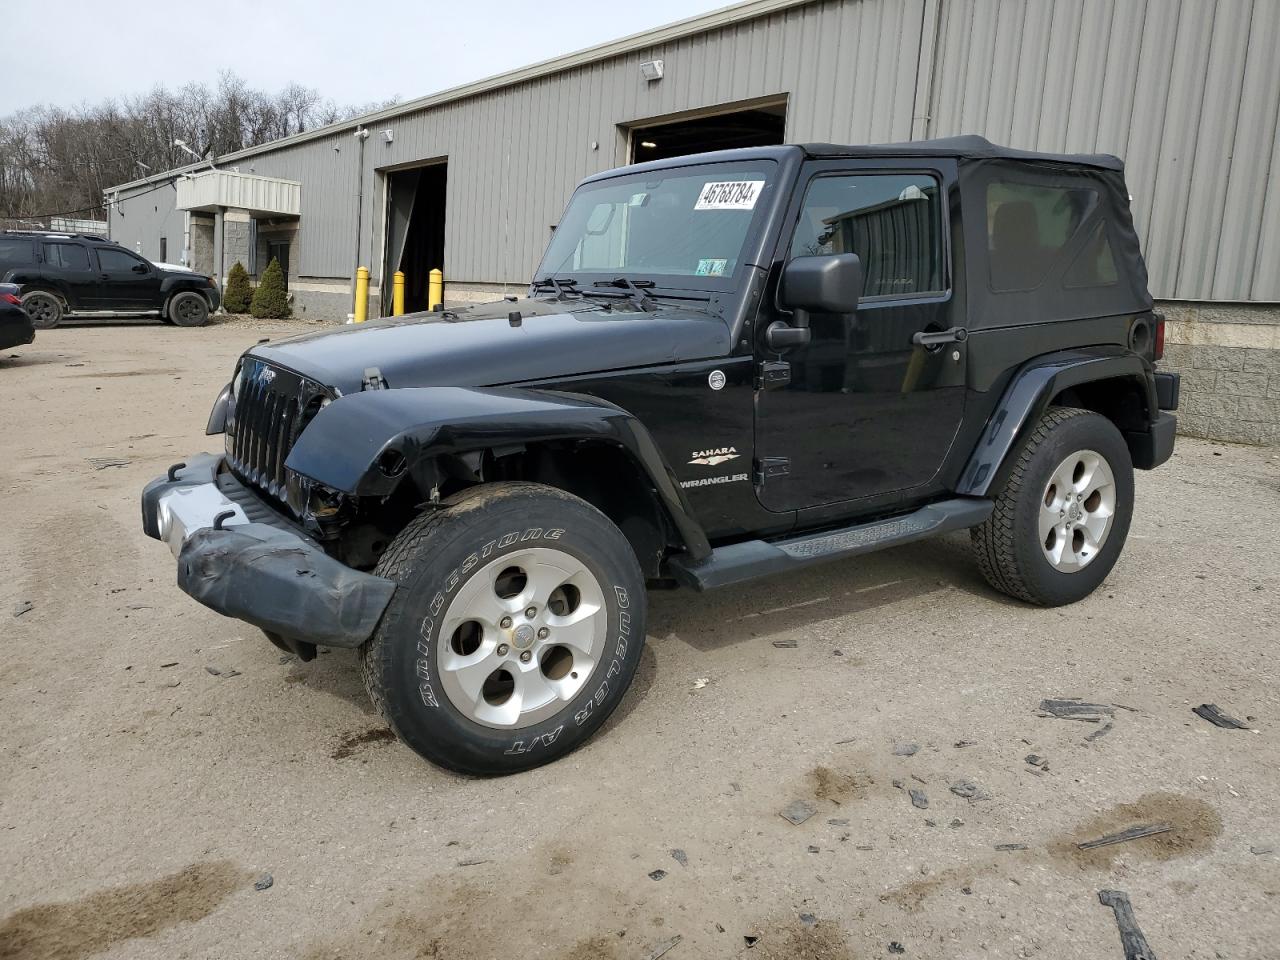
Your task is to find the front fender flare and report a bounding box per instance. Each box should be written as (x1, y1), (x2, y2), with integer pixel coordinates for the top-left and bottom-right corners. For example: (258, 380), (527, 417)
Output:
(284, 386), (712, 560)
(958, 347), (1156, 497)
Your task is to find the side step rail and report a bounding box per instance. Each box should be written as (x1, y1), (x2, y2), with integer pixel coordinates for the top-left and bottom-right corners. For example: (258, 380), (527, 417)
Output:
(668, 498), (994, 591)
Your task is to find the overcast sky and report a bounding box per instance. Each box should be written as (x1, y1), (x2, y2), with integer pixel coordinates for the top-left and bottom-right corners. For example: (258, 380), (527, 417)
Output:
(3, 0), (731, 116)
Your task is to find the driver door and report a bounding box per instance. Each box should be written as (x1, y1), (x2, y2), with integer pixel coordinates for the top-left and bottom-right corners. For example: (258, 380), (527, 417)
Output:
(93, 246), (162, 309)
(753, 161), (967, 513)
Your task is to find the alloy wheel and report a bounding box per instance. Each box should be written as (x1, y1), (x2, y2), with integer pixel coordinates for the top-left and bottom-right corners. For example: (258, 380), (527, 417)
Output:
(1039, 448), (1117, 572)
(435, 548), (606, 729)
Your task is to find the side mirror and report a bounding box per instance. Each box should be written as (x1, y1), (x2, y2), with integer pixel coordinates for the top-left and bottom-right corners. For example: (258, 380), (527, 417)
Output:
(767, 254), (863, 351)
(132, 263), (149, 274)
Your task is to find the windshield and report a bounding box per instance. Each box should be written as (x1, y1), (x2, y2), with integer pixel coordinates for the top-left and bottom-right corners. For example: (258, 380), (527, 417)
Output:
(537, 159), (777, 289)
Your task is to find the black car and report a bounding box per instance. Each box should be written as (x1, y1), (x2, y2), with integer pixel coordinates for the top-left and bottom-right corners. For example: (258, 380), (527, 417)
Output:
(0, 231), (220, 328)
(141, 136), (1179, 775)
(0, 282), (35, 351)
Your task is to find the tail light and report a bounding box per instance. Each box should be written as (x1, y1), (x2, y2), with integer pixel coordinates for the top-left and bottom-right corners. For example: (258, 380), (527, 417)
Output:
(1153, 314), (1166, 362)
(0, 293), (21, 306)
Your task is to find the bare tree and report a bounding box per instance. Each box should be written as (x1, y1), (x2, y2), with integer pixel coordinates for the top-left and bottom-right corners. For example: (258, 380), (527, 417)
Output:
(0, 72), (395, 225)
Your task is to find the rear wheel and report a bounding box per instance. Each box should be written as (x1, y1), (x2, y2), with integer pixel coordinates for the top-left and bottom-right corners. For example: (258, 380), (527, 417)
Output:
(971, 406), (1134, 606)
(360, 482), (646, 774)
(168, 292), (209, 327)
(21, 291), (62, 329)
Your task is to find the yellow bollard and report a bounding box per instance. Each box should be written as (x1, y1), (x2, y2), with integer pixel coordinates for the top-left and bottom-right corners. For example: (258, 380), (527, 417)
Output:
(353, 266), (369, 323)
(392, 271), (405, 316)
(428, 268), (443, 310)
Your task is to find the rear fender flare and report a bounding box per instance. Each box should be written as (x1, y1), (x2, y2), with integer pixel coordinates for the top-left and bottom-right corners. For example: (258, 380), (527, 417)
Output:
(284, 385), (712, 560)
(958, 348), (1155, 497)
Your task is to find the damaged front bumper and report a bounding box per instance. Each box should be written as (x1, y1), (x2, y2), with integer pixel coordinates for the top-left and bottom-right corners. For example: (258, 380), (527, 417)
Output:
(140, 453), (396, 648)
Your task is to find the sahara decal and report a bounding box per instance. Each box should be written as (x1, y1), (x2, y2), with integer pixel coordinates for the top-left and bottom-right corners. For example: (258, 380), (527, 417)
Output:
(688, 446), (739, 466)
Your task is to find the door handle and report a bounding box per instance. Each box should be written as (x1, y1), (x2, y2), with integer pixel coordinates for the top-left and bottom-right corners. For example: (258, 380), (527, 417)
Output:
(100, 274), (110, 280)
(912, 326), (968, 348)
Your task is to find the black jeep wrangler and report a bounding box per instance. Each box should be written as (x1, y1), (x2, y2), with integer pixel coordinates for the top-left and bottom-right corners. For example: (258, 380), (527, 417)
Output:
(142, 136), (1178, 774)
(0, 231), (219, 328)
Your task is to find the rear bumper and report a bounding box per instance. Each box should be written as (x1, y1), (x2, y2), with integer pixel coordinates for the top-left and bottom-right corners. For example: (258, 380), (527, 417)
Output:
(141, 454), (395, 648)
(1126, 411), (1177, 470)
(0, 312), (35, 349)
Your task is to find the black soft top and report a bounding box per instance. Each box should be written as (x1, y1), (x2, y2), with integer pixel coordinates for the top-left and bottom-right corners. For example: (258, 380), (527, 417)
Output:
(801, 135), (1124, 171)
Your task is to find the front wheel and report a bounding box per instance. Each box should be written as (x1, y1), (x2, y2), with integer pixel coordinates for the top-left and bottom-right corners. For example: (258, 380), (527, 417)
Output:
(971, 406), (1134, 606)
(360, 483), (646, 774)
(22, 291), (63, 329)
(168, 292), (209, 327)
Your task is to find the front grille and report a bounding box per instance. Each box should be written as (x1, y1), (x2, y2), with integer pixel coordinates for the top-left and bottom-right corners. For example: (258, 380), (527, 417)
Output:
(225, 357), (327, 502)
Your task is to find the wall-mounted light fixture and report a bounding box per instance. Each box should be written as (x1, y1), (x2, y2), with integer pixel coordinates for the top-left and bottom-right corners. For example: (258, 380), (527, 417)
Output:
(639, 59), (664, 81)
(382, 129), (394, 144)
(639, 141), (657, 149)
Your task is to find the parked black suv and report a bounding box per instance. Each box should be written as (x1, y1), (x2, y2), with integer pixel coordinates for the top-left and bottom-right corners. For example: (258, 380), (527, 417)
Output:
(0, 231), (219, 328)
(142, 137), (1179, 774)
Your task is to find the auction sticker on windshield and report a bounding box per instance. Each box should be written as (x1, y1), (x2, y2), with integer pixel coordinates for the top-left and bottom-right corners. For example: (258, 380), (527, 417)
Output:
(695, 180), (764, 211)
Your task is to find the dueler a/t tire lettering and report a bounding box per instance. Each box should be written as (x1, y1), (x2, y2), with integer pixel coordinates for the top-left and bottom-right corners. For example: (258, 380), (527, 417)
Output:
(360, 482), (646, 775)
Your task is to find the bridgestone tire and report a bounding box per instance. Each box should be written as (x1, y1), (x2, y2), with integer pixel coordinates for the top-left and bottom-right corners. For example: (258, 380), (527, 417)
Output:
(970, 406), (1134, 607)
(360, 482), (646, 775)
(22, 291), (62, 329)
(168, 292), (209, 327)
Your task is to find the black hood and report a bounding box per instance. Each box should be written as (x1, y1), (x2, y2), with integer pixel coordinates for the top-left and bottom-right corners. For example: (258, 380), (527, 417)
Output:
(248, 297), (730, 394)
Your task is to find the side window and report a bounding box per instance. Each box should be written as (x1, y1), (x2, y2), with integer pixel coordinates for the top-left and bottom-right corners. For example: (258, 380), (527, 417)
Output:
(0, 239), (34, 264)
(789, 173), (944, 298)
(985, 181), (1101, 291)
(45, 242), (90, 271)
(96, 247), (145, 273)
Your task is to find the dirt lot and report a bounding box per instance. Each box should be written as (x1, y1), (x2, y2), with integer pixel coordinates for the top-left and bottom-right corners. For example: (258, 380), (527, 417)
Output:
(1, 319), (1278, 960)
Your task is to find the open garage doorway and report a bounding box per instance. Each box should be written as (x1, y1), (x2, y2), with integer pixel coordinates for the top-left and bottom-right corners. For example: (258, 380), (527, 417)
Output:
(383, 161), (447, 314)
(628, 98), (787, 163)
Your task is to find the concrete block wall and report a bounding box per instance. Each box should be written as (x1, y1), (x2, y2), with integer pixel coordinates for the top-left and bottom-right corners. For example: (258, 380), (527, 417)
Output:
(1160, 302), (1280, 446)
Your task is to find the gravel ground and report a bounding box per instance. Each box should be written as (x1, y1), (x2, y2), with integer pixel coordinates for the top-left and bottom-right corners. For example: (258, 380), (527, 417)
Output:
(1, 319), (1277, 960)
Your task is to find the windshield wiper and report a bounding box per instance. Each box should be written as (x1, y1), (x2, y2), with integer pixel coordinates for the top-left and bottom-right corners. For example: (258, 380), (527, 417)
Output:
(592, 277), (656, 312)
(532, 276), (579, 299)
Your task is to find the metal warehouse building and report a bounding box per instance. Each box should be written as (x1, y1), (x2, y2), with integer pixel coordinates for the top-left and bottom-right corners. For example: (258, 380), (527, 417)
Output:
(108, 0), (1280, 443)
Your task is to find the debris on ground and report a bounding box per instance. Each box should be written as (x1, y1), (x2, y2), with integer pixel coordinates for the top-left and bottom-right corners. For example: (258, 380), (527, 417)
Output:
(254, 873), (273, 891)
(1025, 754), (1049, 769)
(1250, 845), (1274, 855)
(806, 845), (820, 854)
(1098, 889), (1159, 960)
(771, 638), (798, 648)
(1193, 703), (1252, 730)
(888, 943), (906, 955)
(779, 800), (817, 826)
(798, 913), (817, 927)
(87, 456), (132, 470)
(11, 600), (33, 618)
(205, 665), (242, 678)
(995, 843), (1028, 851)
(893, 742), (920, 756)
(458, 857), (491, 867)
(692, 677), (711, 689)
(1038, 698), (1115, 721)
(950, 818), (964, 828)
(671, 848), (688, 867)
(644, 934), (682, 960)
(827, 818), (850, 826)
(954, 739), (977, 748)
(648, 869), (667, 881)
(160, 661), (179, 668)
(1086, 722), (1115, 742)
(1077, 823), (1173, 850)
(949, 779), (989, 800)
(743, 934), (761, 948)
(909, 789), (928, 810)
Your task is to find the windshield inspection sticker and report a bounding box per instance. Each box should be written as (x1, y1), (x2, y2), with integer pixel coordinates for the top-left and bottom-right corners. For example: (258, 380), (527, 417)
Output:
(696, 258), (728, 277)
(694, 180), (764, 211)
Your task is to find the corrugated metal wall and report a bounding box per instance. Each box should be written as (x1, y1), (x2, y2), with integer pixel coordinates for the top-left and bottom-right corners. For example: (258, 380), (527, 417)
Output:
(109, 179), (182, 264)
(927, 0), (1280, 300)
(108, 0), (1280, 302)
